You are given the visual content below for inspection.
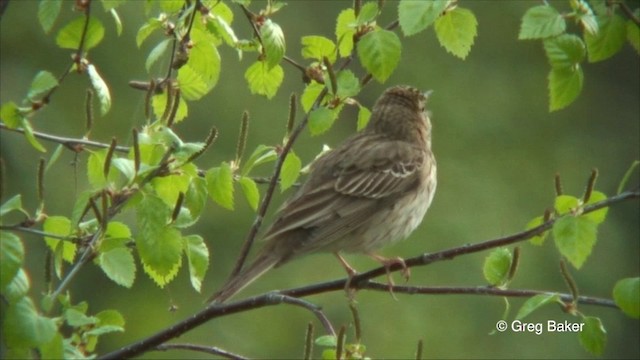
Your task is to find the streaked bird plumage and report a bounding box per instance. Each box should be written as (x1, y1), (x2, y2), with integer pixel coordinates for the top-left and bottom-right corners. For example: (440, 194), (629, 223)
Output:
(208, 85), (436, 303)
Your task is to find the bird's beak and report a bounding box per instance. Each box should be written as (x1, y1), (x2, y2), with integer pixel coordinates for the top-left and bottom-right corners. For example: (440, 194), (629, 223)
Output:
(423, 90), (434, 99)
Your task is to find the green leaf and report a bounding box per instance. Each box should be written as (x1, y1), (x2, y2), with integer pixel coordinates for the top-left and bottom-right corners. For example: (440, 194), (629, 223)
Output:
(526, 215), (550, 245)
(207, 13), (239, 48)
(109, 8), (123, 36)
(184, 234), (209, 292)
(357, 29), (401, 82)
(280, 151), (301, 192)
(398, 0), (448, 36)
(245, 61), (284, 99)
(516, 293), (562, 319)
(554, 194), (580, 214)
(356, 105), (371, 131)
(335, 9), (356, 57)
(518, 5), (566, 40)
(543, 34), (586, 68)
(27, 71), (58, 100)
(39, 333), (64, 360)
(97, 247), (135, 288)
(70, 190), (93, 228)
(87, 64), (111, 115)
(136, 18), (163, 47)
(111, 158), (136, 183)
(585, 13), (626, 62)
(241, 145), (278, 176)
(315, 334), (337, 347)
(308, 106), (338, 136)
(3, 269), (30, 303)
(548, 65), (583, 111)
(261, 19), (285, 69)
(136, 195), (182, 287)
(145, 38), (171, 72)
(238, 176), (260, 211)
(177, 28), (221, 100)
(356, 2), (379, 25)
(300, 81), (327, 113)
(56, 16), (105, 50)
(183, 177), (208, 222)
(483, 248), (512, 287)
(0, 232), (24, 291)
(65, 308), (97, 327)
(21, 119), (47, 153)
(301, 35), (337, 63)
(613, 277), (639, 318)
(583, 191), (608, 224)
(335, 70), (360, 99)
(45, 144), (64, 173)
(0, 101), (23, 129)
(175, 54), (218, 101)
(104, 221), (132, 243)
(87, 149), (118, 188)
(139, 227), (183, 287)
(159, 0), (184, 12)
(627, 19), (640, 54)
(38, 0), (62, 33)
(1, 194), (25, 217)
(206, 162), (234, 210)
(43, 216), (76, 263)
(552, 215), (597, 269)
(96, 309), (125, 328)
(151, 171), (191, 207)
(3, 297), (57, 348)
(579, 316), (607, 356)
(434, 7), (478, 59)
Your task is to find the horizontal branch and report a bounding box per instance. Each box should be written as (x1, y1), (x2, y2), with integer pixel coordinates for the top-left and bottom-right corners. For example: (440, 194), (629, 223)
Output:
(98, 189), (638, 360)
(0, 122), (130, 153)
(154, 343), (248, 360)
(363, 282), (617, 308)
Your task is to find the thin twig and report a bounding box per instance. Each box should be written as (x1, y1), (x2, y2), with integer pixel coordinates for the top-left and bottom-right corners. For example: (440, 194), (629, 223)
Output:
(155, 343), (248, 360)
(617, 0), (640, 26)
(274, 293), (336, 336)
(0, 122), (130, 152)
(0, 225), (77, 241)
(228, 86), (328, 278)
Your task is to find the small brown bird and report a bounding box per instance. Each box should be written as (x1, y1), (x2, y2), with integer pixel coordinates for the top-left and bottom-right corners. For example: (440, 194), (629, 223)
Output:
(208, 85), (437, 303)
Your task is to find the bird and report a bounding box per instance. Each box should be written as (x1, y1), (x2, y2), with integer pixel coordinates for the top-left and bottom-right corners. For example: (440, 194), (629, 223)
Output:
(208, 85), (437, 303)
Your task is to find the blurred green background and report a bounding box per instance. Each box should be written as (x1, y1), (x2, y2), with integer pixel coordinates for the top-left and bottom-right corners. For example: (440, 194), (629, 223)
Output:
(1, 1), (638, 359)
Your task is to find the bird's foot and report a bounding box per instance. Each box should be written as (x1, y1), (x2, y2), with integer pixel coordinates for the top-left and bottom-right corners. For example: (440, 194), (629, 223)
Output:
(369, 254), (410, 300)
(335, 253), (359, 301)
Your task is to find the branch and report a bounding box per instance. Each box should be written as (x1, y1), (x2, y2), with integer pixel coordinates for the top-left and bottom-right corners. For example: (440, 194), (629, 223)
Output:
(0, 122), (130, 153)
(154, 343), (248, 360)
(286, 189), (640, 296)
(0, 224), (78, 242)
(617, 0), (640, 26)
(362, 283), (617, 309)
(99, 292), (336, 360)
(97, 190), (637, 359)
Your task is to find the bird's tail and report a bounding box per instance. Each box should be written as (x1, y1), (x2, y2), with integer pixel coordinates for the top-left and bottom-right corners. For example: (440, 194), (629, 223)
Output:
(207, 253), (280, 304)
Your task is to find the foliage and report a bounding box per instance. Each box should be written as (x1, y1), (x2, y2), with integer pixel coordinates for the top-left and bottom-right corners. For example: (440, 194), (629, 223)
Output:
(0, 0), (638, 358)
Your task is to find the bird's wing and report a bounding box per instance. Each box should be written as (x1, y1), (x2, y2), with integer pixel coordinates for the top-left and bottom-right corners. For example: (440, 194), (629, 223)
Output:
(262, 138), (424, 252)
